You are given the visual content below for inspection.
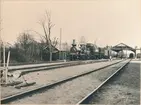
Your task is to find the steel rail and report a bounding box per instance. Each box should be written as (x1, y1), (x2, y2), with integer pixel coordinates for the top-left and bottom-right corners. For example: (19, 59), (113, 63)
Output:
(76, 59), (131, 105)
(10, 59), (108, 75)
(9, 61), (80, 71)
(1, 59), (125, 104)
(9, 59), (108, 71)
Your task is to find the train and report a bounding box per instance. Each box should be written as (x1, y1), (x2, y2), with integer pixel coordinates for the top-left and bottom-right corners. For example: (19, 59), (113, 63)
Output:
(69, 42), (110, 61)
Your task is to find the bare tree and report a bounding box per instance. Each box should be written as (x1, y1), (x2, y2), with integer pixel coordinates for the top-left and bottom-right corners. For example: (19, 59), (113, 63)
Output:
(17, 33), (34, 51)
(52, 37), (58, 47)
(39, 10), (57, 61)
(16, 32), (36, 61)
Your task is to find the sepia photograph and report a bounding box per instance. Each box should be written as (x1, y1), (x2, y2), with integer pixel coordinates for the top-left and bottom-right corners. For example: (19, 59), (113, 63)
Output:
(0, 0), (141, 104)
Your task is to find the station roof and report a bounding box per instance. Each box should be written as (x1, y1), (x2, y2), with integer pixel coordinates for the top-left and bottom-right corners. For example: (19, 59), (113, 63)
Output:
(111, 43), (136, 52)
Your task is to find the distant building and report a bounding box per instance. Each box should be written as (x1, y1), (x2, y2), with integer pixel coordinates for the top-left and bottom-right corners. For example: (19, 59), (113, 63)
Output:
(55, 42), (70, 60)
(137, 53), (141, 58)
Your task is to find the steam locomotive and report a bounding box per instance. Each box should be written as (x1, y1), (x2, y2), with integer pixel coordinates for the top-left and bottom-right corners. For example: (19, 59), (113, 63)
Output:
(69, 40), (107, 60)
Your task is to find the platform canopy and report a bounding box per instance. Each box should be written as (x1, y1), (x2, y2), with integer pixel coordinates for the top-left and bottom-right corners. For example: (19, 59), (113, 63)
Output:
(111, 43), (136, 52)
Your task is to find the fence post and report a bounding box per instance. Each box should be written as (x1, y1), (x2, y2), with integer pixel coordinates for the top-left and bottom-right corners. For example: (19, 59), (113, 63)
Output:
(5, 51), (10, 84)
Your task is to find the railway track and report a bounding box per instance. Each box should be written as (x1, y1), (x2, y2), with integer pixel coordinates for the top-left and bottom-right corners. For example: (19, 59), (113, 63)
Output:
(1, 59), (127, 104)
(8, 59), (108, 75)
(76, 59), (131, 104)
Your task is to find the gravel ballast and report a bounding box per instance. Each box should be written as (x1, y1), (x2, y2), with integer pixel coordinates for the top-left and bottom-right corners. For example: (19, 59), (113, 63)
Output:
(88, 59), (140, 105)
(7, 60), (129, 104)
(1, 59), (122, 98)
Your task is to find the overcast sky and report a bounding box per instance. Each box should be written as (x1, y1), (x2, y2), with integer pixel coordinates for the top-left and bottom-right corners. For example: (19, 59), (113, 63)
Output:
(0, 0), (141, 48)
